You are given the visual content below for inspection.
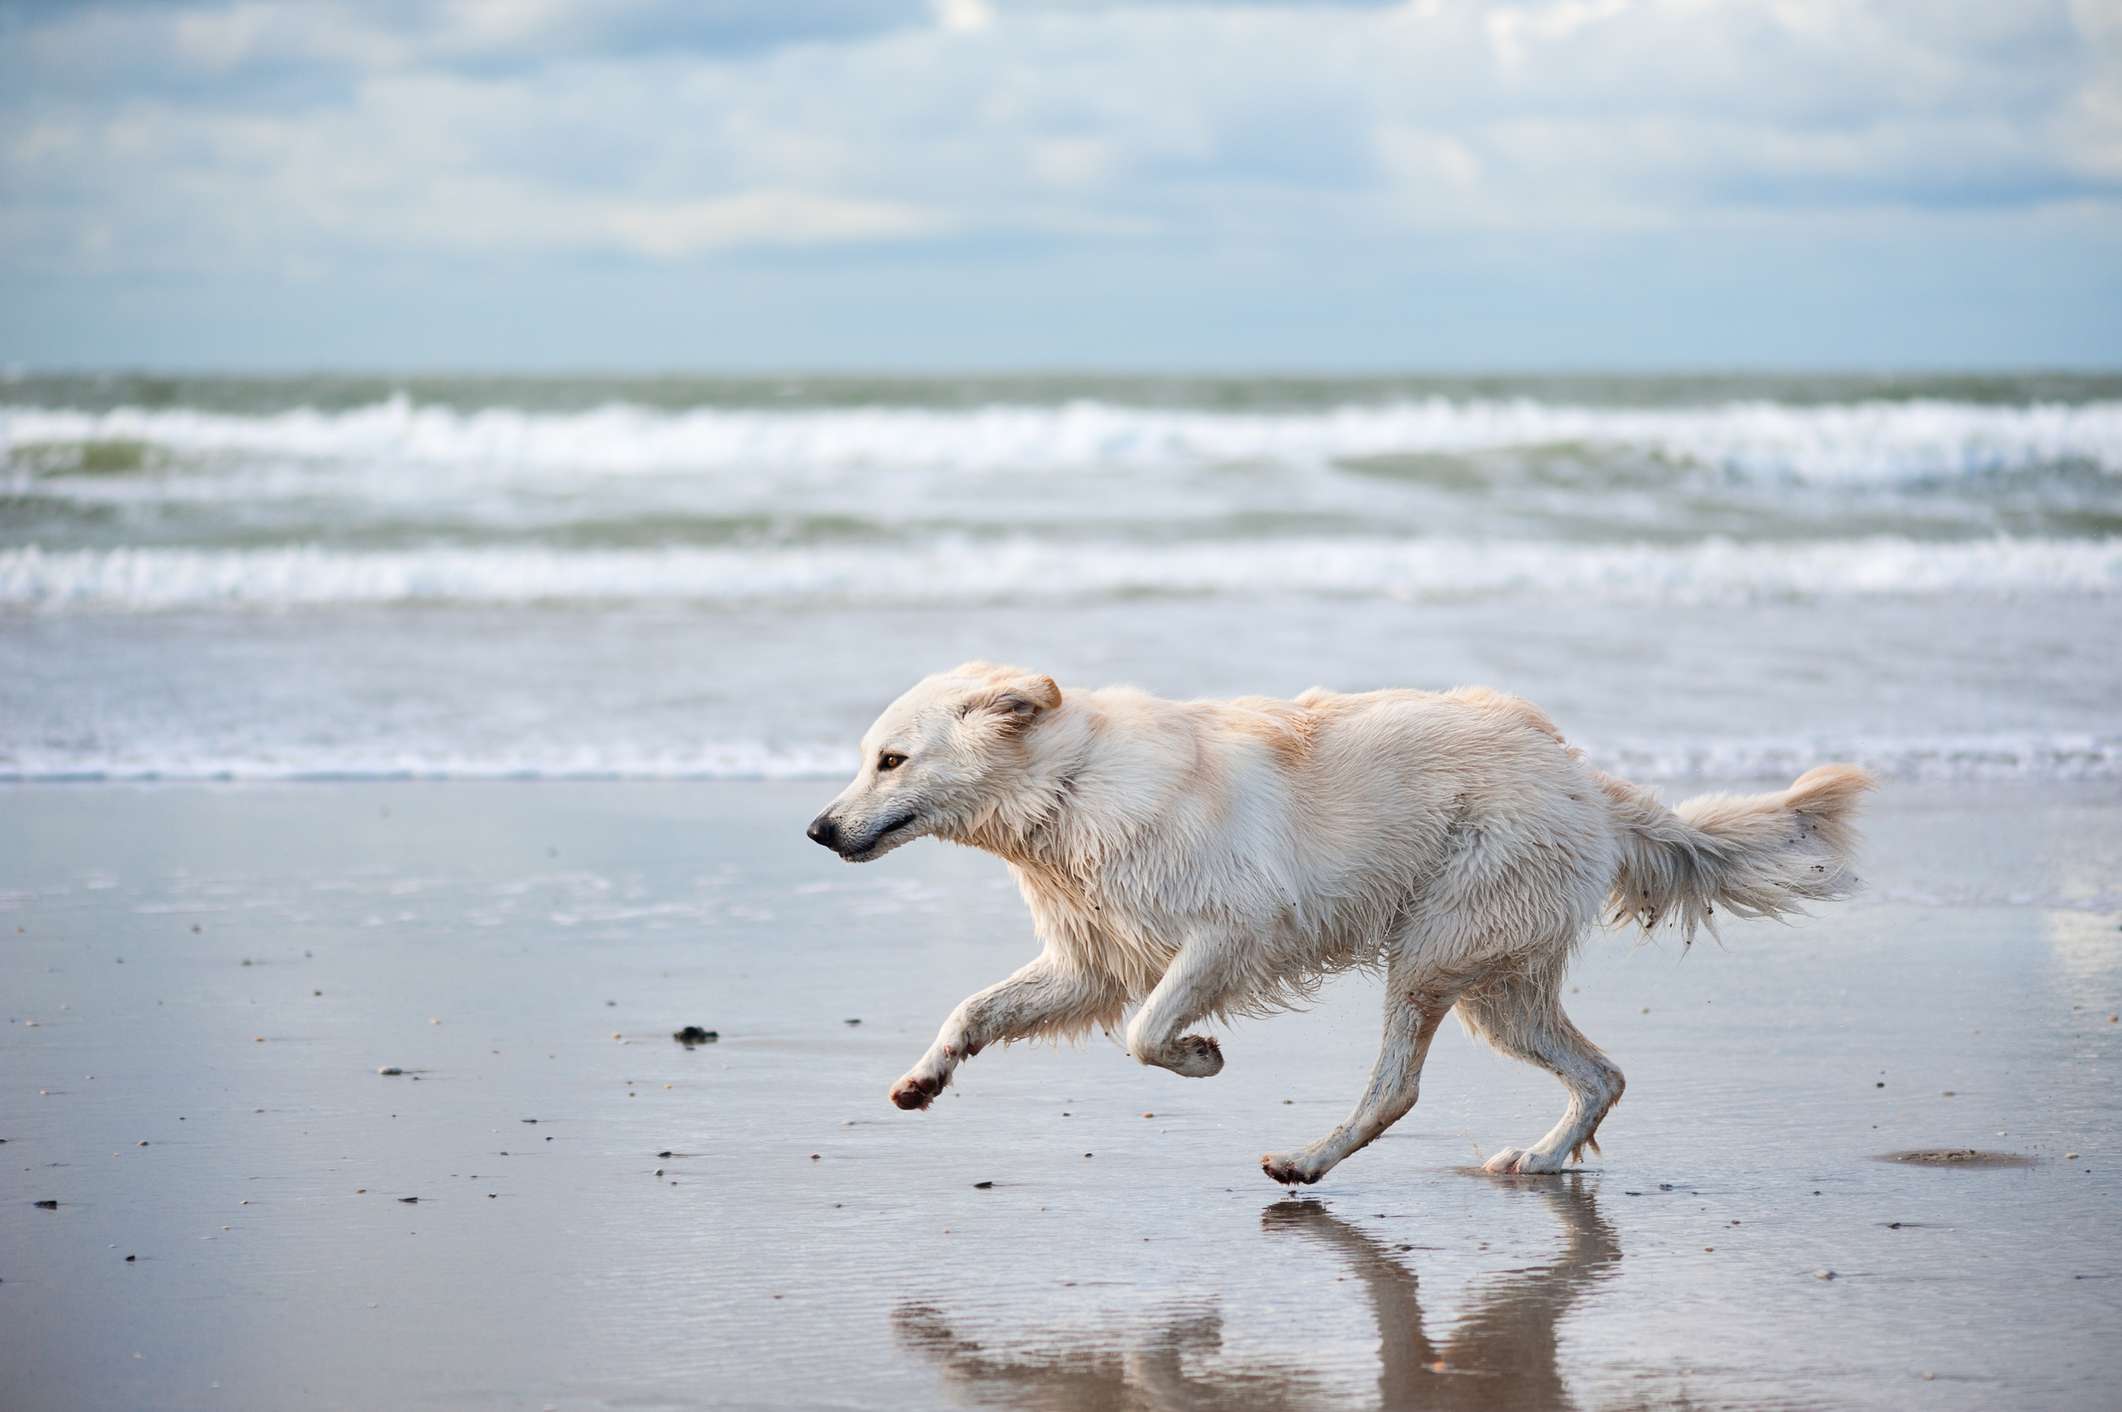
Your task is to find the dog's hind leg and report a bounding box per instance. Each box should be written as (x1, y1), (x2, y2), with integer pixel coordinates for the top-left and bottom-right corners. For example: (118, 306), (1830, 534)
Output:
(1123, 936), (1237, 1079)
(1459, 966), (1624, 1176)
(890, 954), (1122, 1110)
(1260, 961), (1458, 1186)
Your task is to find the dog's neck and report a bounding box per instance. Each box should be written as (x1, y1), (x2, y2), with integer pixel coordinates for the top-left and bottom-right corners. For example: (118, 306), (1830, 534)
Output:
(950, 708), (1097, 872)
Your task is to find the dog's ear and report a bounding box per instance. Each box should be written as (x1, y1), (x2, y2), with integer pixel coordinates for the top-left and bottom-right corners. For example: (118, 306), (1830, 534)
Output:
(961, 671), (1061, 730)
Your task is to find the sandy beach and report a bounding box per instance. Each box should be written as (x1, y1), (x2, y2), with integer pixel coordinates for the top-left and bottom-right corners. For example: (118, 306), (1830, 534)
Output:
(5, 779), (2118, 1410)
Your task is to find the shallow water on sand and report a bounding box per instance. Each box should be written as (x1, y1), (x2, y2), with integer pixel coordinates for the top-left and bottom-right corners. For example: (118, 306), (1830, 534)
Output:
(4, 781), (2120, 1410)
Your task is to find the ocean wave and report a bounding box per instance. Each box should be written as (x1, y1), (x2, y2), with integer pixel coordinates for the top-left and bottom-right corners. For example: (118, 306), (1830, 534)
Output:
(4, 536), (2116, 610)
(1582, 734), (2122, 784)
(7, 394), (2121, 483)
(6, 733), (2114, 784)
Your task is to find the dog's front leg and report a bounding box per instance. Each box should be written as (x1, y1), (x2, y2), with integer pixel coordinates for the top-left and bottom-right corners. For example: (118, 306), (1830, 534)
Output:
(1122, 935), (1234, 1079)
(890, 954), (1118, 1110)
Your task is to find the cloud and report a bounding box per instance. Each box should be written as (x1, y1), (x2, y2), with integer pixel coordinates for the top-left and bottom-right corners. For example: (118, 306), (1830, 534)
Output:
(605, 191), (951, 255)
(0, 1), (2117, 365)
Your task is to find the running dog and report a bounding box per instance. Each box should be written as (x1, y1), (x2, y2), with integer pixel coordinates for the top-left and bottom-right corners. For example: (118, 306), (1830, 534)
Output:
(806, 662), (1871, 1184)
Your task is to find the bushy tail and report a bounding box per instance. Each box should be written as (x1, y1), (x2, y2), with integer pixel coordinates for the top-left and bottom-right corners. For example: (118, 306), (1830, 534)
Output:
(1599, 764), (1876, 945)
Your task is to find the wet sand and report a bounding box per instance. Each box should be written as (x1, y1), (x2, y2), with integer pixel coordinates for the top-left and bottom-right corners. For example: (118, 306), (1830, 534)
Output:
(4, 781), (2120, 1410)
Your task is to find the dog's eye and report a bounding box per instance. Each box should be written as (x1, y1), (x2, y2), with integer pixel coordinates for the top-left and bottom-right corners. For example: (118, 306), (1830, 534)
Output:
(877, 752), (906, 772)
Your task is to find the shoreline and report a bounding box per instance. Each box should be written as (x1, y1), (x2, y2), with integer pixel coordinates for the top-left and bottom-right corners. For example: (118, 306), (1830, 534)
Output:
(5, 779), (2120, 1410)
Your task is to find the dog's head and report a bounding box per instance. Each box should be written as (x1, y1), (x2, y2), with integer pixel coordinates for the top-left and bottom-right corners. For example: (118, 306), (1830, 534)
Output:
(806, 662), (1062, 862)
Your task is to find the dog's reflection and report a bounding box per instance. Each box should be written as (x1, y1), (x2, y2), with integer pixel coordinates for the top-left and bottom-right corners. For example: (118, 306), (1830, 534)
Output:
(897, 1179), (1620, 1411)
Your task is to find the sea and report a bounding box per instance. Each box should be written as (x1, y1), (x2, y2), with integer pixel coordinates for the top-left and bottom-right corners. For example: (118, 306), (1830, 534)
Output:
(4, 371), (2118, 784)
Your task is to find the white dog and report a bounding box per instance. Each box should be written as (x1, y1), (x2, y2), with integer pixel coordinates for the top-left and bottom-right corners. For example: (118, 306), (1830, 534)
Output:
(807, 662), (1872, 1184)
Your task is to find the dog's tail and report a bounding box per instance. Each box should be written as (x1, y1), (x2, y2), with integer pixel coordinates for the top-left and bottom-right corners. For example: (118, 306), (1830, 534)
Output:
(1599, 764), (1875, 945)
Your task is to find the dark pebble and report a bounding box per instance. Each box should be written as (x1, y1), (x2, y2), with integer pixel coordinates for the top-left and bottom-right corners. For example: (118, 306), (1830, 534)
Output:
(672, 1026), (718, 1045)
(35, 1199), (59, 1210)
(974, 1181), (994, 1189)
(125, 1254), (136, 1262)
(657, 1150), (674, 1158)
(398, 1196), (419, 1204)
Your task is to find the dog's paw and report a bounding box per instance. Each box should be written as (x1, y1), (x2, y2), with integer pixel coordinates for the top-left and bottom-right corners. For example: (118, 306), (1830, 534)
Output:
(889, 1072), (943, 1110)
(1169, 1034), (1224, 1078)
(1481, 1145), (1566, 1175)
(1260, 1151), (1322, 1186)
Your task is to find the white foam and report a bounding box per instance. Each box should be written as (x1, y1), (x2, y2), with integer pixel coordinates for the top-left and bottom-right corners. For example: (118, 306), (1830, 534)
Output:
(0, 741), (855, 783)
(7, 395), (2120, 482)
(5, 733), (2113, 783)
(1582, 733), (2122, 784)
(4, 536), (2115, 610)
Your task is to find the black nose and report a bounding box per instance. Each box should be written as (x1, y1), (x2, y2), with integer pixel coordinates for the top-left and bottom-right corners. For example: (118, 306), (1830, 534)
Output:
(806, 814), (840, 850)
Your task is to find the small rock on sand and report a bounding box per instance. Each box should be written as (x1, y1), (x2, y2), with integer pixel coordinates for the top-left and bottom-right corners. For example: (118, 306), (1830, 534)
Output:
(377, 1066), (403, 1076)
(672, 1026), (718, 1046)
(1815, 1269), (1837, 1280)
(974, 1181), (994, 1189)
(34, 1199), (59, 1210)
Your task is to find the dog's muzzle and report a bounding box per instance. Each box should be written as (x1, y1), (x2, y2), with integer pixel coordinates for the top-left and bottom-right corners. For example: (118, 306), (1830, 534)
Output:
(810, 810), (920, 861)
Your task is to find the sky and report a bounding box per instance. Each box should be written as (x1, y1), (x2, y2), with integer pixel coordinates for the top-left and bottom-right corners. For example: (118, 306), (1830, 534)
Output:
(2, 0), (2119, 371)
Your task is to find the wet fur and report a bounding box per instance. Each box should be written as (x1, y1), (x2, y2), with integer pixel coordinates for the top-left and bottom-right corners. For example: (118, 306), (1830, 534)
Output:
(810, 663), (1873, 1184)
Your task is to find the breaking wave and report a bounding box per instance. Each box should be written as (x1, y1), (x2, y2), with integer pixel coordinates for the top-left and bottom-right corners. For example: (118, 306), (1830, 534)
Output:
(4, 535), (2116, 610)
(8, 395), (2122, 483)
(6, 732), (2114, 784)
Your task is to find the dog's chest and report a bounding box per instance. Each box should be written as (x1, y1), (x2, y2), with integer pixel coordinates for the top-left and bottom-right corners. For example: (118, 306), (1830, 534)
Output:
(1009, 857), (1181, 990)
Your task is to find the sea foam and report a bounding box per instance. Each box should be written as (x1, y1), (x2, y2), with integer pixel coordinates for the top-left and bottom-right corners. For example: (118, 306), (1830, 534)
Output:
(4, 536), (2117, 610)
(8, 395), (2122, 482)
(4, 732), (2113, 784)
